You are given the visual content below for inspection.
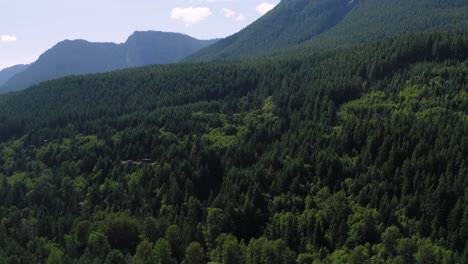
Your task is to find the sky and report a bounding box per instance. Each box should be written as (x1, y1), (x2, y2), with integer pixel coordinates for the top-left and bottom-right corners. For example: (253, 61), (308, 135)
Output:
(0, 0), (280, 71)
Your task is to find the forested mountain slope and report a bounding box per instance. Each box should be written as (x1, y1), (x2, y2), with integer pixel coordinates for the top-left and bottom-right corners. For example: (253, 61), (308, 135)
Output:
(0, 31), (216, 94)
(189, 0), (359, 60)
(303, 0), (468, 50)
(190, 0), (468, 61)
(0, 31), (467, 263)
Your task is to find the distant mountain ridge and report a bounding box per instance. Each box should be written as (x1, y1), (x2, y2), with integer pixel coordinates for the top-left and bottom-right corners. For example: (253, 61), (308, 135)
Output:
(3, 0), (467, 93)
(0, 31), (217, 93)
(0, 64), (29, 86)
(125, 31), (216, 67)
(189, 0), (468, 61)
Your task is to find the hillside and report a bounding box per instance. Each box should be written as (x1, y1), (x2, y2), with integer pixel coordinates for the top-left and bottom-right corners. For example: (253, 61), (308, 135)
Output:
(189, 0), (358, 60)
(303, 0), (468, 50)
(0, 32), (467, 263)
(190, 0), (468, 61)
(0, 64), (29, 86)
(0, 31), (216, 94)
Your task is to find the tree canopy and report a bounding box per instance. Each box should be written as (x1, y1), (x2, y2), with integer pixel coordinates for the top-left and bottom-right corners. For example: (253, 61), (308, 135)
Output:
(0, 31), (467, 263)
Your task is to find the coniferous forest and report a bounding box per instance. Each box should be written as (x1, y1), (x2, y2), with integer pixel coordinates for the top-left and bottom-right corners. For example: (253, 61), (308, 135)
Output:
(0, 30), (467, 263)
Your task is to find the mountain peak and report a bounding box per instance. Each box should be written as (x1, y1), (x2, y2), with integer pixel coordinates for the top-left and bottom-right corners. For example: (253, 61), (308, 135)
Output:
(0, 32), (217, 93)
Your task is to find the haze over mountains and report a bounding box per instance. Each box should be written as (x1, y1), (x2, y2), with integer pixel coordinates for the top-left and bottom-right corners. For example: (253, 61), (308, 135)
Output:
(0, 31), (216, 94)
(0, 64), (29, 86)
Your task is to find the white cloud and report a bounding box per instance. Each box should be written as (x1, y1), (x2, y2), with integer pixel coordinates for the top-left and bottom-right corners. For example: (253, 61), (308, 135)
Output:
(221, 8), (235, 18)
(171, 7), (213, 26)
(236, 13), (245, 21)
(0, 35), (17, 43)
(221, 8), (245, 22)
(256, 2), (276, 15)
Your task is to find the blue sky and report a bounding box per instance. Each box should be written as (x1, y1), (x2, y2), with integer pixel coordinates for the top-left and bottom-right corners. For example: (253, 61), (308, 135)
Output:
(0, 0), (279, 70)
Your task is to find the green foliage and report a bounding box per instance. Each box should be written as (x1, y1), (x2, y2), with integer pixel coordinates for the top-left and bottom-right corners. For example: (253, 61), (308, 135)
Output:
(164, 225), (184, 261)
(133, 240), (154, 264)
(45, 248), (64, 264)
(88, 231), (110, 257)
(246, 236), (295, 264)
(184, 242), (205, 264)
(220, 234), (246, 264)
(190, 0), (468, 61)
(349, 245), (370, 264)
(154, 238), (176, 264)
(105, 250), (126, 264)
(0, 31), (467, 263)
(190, 0), (358, 60)
(105, 214), (140, 254)
(305, 0), (468, 52)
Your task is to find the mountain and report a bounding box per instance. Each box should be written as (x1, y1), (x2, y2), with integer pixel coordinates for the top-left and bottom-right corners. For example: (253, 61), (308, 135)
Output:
(0, 64), (29, 86)
(0, 0), (467, 262)
(302, 0), (468, 51)
(189, 0), (468, 60)
(0, 31), (216, 93)
(0, 32), (467, 262)
(124, 31), (217, 67)
(0, 40), (127, 94)
(189, 0), (359, 60)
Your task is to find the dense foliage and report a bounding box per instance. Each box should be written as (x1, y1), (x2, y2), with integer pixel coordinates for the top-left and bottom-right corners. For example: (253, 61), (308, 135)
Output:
(189, 0), (357, 60)
(0, 31), (467, 263)
(303, 0), (468, 51)
(190, 0), (468, 61)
